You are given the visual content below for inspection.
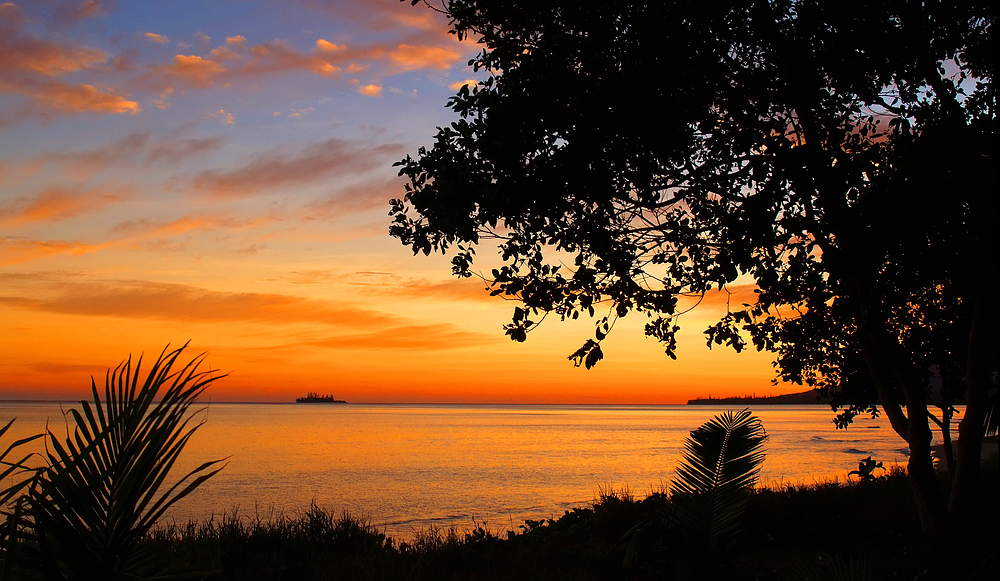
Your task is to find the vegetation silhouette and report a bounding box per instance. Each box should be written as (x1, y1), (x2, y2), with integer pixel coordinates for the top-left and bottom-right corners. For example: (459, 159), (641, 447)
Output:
(4, 397), (996, 578)
(0, 344), (224, 580)
(0, 420), (42, 581)
(671, 408), (767, 550)
(391, 0), (996, 549)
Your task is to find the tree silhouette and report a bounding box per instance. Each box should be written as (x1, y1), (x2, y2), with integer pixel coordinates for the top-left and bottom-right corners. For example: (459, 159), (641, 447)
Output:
(391, 0), (996, 545)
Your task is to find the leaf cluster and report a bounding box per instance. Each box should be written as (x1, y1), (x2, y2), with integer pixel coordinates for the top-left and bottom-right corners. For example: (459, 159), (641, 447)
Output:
(391, 0), (996, 428)
(0, 344), (225, 580)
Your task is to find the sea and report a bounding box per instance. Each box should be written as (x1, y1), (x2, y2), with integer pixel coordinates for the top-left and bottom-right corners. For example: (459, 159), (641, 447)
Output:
(0, 402), (927, 540)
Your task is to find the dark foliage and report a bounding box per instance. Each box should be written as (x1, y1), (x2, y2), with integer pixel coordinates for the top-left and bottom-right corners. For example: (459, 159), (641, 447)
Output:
(391, 0), (996, 542)
(82, 455), (996, 581)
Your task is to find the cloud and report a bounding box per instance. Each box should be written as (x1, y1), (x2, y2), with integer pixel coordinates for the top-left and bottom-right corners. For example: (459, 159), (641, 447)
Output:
(388, 44), (459, 72)
(116, 214), (278, 240)
(164, 54), (226, 87)
(0, 278), (496, 350)
(29, 132), (148, 177)
(357, 83), (382, 97)
(306, 324), (491, 350)
(0, 185), (131, 226)
(205, 108), (234, 125)
(1, 207), (278, 265)
(146, 136), (222, 164)
(297, 0), (447, 33)
(348, 275), (498, 303)
(0, 2), (144, 121)
(47, 0), (109, 26)
(145, 32), (169, 44)
(303, 177), (405, 220)
(152, 87), (173, 109)
(0, 237), (106, 265)
(191, 138), (406, 199)
(449, 79), (478, 91)
(315, 39), (345, 53)
(0, 280), (395, 326)
(151, 32), (463, 91)
(673, 284), (761, 317)
(19, 133), (221, 178)
(0, 33), (107, 77)
(0, 78), (139, 116)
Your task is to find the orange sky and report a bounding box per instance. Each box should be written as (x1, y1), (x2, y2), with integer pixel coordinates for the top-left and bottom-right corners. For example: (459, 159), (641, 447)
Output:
(0, 0), (795, 404)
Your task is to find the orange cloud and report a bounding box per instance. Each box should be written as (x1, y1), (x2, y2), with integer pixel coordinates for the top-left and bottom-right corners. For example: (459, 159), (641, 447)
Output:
(449, 79), (478, 91)
(153, 86), (173, 109)
(0, 280), (392, 326)
(205, 108), (234, 125)
(145, 32), (169, 44)
(358, 83), (382, 97)
(191, 138), (406, 199)
(389, 44), (460, 71)
(315, 39), (345, 53)
(209, 45), (241, 61)
(300, 0), (446, 33)
(22, 133), (220, 177)
(119, 214), (277, 240)
(165, 54), (226, 87)
(347, 275), (497, 303)
(303, 177), (405, 220)
(0, 36), (107, 76)
(0, 279), (494, 351)
(225, 35), (247, 47)
(0, 237), (106, 265)
(306, 324), (493, 350)
(0, 78), (139, 115)
(0, 185), (131, 226)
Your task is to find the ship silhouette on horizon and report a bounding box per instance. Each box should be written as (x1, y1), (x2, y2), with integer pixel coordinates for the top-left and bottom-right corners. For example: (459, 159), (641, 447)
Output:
(295, 392), (347, 404)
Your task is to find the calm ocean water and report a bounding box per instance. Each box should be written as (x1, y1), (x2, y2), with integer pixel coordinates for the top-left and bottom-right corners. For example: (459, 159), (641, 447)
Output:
(1, 402), (924, 540)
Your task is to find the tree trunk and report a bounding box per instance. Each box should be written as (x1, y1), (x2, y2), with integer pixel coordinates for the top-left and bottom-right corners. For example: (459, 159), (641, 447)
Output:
(948, 296), (990, 542)
(859, 321), (951, 539)
(903, 405), (950, 541)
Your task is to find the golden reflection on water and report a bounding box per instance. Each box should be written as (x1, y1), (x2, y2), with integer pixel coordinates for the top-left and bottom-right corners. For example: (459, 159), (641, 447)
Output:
(1, 403), (923, 539)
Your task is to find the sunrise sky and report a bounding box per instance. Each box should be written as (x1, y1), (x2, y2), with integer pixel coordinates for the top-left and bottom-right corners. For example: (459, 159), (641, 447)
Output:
(0, 0), (795, 403)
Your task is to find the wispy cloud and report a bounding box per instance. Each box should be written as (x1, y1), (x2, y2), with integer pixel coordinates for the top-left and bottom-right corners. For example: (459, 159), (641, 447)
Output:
(9, 133), (223, 181)
(0, 5), (138, 118)
(305, 324), (491, 350)
(191, 138), (406, 199)
(144, 32), (169, 44)
(46, 0), (110, 27)
(0, 78), (139, 116)
(0, 27), (107, 76)
(0, 278), (496, 350)
(0, 237), (108, 265)
(0, 185), (131, 226)
(302, 177), (406, 221)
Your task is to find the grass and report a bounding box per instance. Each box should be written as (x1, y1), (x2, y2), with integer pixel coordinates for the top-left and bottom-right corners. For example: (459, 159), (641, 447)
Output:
(95, 456), (995, 581)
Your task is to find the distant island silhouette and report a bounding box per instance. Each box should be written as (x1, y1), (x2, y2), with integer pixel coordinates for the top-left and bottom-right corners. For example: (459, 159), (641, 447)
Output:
(687, 390), (829, 405)
(295, 392), (347, 404)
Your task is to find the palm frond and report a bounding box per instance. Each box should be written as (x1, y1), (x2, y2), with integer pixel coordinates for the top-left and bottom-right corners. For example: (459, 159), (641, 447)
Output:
(30, 343), (227, 580)
(0, 419), (42, 507)
(670, 408), (767, 549)
(1, 419), (43, 579)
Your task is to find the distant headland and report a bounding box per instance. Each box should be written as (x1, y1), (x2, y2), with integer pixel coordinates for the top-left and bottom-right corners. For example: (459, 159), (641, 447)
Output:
(295, 392), (347, 404)
(687, 390), (829, 405)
